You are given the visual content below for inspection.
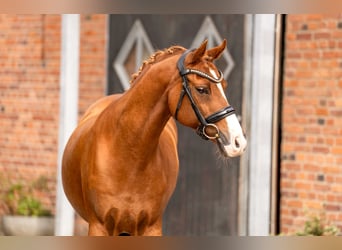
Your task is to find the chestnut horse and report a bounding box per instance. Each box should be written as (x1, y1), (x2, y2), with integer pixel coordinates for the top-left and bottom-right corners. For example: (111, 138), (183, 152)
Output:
(62, 40), (247, 236)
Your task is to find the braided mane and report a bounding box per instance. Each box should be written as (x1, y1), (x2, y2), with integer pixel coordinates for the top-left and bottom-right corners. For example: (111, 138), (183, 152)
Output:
(130, 45), (186, 84)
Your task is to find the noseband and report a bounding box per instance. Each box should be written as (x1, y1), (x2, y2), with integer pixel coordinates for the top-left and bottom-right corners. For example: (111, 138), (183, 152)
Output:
(175, 49), (236, 140)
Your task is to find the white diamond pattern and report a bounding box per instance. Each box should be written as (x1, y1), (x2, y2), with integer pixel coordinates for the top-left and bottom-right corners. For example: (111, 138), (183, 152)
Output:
(191, 16), (235, 79)
(113, 20), (154, 90)
(114, 17), (235, 91)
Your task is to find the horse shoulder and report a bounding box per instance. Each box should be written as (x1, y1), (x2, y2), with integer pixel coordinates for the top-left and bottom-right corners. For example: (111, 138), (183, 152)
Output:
(64, 94), (122, 165)
(79, 94), (122, 125)
(62, 93), (122, 220)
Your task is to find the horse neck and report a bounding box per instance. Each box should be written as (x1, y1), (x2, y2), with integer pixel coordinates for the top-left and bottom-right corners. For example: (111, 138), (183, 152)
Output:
(109, 56), (178, 160)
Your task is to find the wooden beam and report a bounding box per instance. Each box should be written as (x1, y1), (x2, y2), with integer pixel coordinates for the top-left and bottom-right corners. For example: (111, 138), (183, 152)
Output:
(55, 14), (80, 236)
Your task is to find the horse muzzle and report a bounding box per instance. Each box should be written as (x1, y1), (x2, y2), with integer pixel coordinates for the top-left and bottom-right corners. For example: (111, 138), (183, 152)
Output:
(214, 132), (247, 158)
(198, 121), (247, 158)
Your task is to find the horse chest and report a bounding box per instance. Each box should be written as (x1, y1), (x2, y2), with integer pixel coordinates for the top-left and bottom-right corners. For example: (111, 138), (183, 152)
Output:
(87, 144), (178, 231)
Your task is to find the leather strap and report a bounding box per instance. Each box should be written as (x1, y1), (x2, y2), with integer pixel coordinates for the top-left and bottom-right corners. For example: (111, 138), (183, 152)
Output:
(174, 88), (185, 120)
(205, 106), (235, 124)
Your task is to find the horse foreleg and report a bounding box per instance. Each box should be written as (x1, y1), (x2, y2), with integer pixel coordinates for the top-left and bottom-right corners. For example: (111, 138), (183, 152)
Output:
(88, 221), (108, 236)
(142, 218), (163, 236)
(88, 207), (119, 236)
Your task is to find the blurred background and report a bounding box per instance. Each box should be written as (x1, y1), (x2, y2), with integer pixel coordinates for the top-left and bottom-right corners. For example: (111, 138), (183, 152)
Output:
(0, 14), (342, 236)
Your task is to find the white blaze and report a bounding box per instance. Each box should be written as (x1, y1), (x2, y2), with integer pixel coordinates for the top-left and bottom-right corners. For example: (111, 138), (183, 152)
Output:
(209, 68), (247, 157)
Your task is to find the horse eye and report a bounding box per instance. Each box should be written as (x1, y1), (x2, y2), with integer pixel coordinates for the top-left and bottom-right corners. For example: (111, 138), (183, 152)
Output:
(196, 87), (210, 95)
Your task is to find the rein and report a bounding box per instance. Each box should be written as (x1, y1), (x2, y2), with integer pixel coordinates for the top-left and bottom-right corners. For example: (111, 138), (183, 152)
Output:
(175, 49), (236, 140)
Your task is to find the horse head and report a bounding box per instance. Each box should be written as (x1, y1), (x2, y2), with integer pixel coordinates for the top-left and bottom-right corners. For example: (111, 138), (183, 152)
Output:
(168, 40), (247, 157)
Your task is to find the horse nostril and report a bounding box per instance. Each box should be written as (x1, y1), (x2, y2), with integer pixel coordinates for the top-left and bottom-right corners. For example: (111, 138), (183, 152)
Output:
(235, 137), (240, 149)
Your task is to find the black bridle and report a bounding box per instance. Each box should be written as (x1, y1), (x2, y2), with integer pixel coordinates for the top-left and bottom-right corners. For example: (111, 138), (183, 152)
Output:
(175, 49), (236, 140)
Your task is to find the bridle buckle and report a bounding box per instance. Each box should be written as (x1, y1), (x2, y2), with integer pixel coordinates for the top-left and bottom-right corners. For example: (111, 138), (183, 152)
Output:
(197, 123), (220, 140)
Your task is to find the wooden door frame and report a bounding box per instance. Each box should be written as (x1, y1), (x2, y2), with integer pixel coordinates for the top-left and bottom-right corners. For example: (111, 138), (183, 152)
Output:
(238, 14), (281, 236)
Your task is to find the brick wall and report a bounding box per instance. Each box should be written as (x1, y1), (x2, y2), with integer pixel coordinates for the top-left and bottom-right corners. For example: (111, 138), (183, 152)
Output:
(79, 15), (108, 117)
(0, 14), (107, 235)
(280, 14), (342, 234)
(0, 15), (62, 211)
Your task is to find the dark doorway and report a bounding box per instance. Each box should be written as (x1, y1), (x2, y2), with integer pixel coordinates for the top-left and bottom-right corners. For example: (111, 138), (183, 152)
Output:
(107, 15), (245, 235)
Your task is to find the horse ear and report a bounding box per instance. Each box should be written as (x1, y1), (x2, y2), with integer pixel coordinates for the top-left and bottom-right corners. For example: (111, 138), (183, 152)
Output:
(190, 39), (208, 63)
(206, 39), (227, 61)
